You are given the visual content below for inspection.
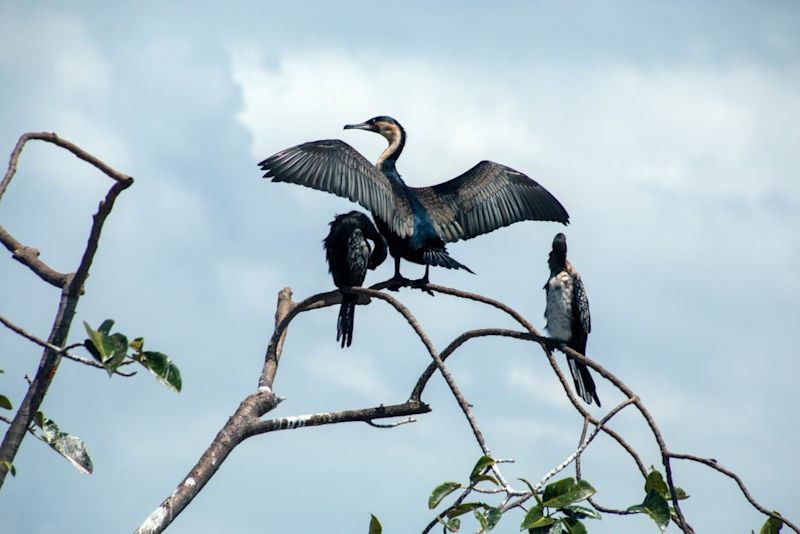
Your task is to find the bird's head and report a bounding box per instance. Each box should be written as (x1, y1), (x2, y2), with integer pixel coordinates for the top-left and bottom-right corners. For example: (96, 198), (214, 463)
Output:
(344, 116), (404, 145)
(551, 233), (568, 256)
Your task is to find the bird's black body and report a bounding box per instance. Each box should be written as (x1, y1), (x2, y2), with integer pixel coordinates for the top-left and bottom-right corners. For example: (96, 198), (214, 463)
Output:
(260, 116), (569, 285)
(323, 211), (387, 347)
(544, 233), (600, 406)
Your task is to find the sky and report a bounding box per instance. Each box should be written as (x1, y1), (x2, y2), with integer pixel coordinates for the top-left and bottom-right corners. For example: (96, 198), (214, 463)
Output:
(0, 1), (798, 533)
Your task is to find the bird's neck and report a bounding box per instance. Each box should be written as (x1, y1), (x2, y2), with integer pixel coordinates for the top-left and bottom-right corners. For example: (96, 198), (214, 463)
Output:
(376, 124), (406, 176)
(548, 252), (568, 275)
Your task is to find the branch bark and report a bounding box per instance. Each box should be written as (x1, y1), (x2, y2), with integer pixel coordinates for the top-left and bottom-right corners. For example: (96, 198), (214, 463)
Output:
(0, 132), (133, 487)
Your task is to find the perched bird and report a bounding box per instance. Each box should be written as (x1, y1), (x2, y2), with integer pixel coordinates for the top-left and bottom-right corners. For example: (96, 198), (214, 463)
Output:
(544, 233), (600, 406)
(323, 211), (387, 347)
(260, 116), (569, 286)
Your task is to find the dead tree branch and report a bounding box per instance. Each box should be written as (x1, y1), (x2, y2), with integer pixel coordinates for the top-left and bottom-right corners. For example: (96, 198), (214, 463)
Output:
(668, 452), (797, 532)
(0, 132), (133, 487)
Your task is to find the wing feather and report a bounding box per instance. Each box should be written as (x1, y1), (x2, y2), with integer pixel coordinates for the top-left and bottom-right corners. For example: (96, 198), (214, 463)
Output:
(259, 140), (413, 237)
(572, 274), (591, 336)
(420, 161), (569, 242)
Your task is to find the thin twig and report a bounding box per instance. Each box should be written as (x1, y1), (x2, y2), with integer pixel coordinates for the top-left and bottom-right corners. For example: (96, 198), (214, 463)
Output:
(0, 313), (136, 377)
(354, 287), (514, 492)
(668, 452), (799, 533)
(365, 417), (417, 428)
(503, 397), (637, 513)
(534, 397), (638, 492)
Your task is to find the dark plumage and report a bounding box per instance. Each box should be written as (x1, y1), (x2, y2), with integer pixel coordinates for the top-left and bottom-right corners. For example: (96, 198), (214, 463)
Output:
(544, 233), (600, 406)
(323, 211), (387, 347)
(260, 116), (569, 285)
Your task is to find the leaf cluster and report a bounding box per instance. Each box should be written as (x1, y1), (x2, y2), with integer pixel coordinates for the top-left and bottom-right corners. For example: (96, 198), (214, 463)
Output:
(626, 468), (688, 532)
(83, 319), (181, 392)
(520, 477), (599, 534)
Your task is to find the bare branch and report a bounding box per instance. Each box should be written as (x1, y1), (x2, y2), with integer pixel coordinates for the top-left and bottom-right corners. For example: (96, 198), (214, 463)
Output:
(0, 226), (68, 287)
(133, 390), (282, 534)
(668, 452), (799, 534)
(503, 397), (638, 514)
(247, 401), (430, 437)
(353, 287), (513, 491)
(417, 283), (694, 530)
(0, 132), (133, 487)
(260, 288), (340, 390)
(535, 397), (637, 492)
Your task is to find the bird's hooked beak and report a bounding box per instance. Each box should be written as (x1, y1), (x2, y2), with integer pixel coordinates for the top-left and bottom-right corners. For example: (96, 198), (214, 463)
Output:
(344, 121), (375, 131)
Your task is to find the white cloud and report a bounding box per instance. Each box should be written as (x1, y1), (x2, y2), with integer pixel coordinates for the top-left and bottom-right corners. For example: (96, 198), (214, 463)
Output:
(231, 49), (799, 202)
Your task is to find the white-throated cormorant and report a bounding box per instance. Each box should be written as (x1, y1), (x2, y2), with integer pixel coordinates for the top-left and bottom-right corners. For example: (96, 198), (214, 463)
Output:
(323, 211), (387, 347)
(544, 233), (600, 406)
(260, 116), (569, 286)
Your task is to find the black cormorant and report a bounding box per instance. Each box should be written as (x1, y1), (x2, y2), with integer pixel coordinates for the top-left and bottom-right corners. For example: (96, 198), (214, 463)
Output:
(544, 233), (600, 406)
(260, 116), (569, 286)
(323, 211), (387, 347)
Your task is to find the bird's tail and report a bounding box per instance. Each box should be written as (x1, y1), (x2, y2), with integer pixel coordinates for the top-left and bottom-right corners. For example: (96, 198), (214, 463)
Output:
(567, 356), (601, 407)
(336, 294), (358, 348)
(423, 249), (475, 274)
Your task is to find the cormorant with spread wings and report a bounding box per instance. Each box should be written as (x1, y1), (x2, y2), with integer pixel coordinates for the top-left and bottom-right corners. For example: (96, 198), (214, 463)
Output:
(259, 116), (569, 285)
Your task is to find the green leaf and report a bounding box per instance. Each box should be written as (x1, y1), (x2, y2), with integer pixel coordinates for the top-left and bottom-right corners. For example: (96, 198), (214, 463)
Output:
(673, 486), (690, 501)
(520, 505), (547, 529)
(40, 417), (93, 474)
(50, 433), (94, 474)
(472, 474), (500, 486)
(0, 394), (12, 410)
(518, 477), (543, 505)
(470, 455), (496, 482)
(760, 514), (783, 534)
(129, 337), (144, 353)
(475, 510), (489, 531)
(446, 502), (485, 518)
(524, 515), (558, 532)
(97, 319), (115, 335)
(628, 491), (670, 531)
(83, 320), (124, 364)
(83, 322), (108, 362)
(368, 514), (382, 534)
(645, 469), (669, 497)
(485, 507), (502, 530)
(0, 460), (15, 476)
(428, 481), (462, 509)
(100, 332), (128, 376)
(139, 351), (182, 392)
(563, 517), (587, 534)
(436, 516), (461, 532)
(563, 505), (601, 520)
(542, 479), (596, 509)
(445, 518), (460, 532)
(543, 478), (575, 503)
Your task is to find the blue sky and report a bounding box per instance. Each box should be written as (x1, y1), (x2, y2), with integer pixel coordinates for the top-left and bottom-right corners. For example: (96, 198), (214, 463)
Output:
(0, 1), (798, 533)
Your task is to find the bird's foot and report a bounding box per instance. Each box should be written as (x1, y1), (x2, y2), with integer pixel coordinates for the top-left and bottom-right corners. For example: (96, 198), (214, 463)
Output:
(409, 276), (434, 296)
(383, 275), (412, 292)
(543, 338), (567, 352)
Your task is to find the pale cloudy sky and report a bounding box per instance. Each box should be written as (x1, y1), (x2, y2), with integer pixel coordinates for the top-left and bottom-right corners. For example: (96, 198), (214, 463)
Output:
(0, 2), (798, 533)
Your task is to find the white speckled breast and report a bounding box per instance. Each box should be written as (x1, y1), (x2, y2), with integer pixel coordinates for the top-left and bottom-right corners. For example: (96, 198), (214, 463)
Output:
(545, 271), (573, 342)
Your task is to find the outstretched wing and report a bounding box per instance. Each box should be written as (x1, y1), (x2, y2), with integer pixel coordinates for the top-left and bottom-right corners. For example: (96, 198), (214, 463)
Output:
(418, 161), (569, 243)
(259, 140), (414, 238)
